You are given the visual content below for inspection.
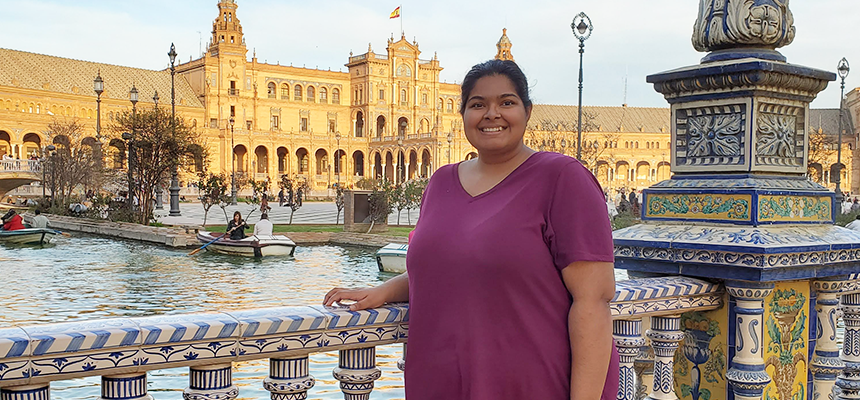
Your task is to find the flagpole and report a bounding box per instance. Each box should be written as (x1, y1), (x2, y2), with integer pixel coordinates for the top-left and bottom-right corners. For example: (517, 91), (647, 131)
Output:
(400, 4), (403, 36)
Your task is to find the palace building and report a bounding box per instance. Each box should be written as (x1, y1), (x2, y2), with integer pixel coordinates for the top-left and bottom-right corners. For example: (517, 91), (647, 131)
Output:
(0, 0), (857, 197)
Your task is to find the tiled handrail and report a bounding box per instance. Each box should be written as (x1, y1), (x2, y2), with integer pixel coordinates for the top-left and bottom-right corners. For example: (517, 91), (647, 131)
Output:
(0, 276), (727, 399)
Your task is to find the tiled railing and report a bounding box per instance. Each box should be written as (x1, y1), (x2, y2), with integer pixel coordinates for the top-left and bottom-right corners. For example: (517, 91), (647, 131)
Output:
(0, 160), (41, 173)
(0, 275), (857, 400)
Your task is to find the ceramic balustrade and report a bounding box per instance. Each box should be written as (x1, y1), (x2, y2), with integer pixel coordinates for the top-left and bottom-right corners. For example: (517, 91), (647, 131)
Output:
(836, 275), (860, 400)
(0, 276), (734, 400)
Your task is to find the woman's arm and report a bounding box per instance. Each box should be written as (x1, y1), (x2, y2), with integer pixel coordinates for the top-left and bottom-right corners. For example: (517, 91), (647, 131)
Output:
(562, 261), (615, 400)
(323, 272), (409, 311)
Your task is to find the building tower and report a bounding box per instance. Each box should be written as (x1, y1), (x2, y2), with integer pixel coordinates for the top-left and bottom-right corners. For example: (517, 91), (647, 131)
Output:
(495, 28), (514, 61)
(208, 0), (247, 58)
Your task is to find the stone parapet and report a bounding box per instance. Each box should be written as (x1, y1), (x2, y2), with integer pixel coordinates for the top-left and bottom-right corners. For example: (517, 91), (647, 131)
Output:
(28, 214), (190, 248)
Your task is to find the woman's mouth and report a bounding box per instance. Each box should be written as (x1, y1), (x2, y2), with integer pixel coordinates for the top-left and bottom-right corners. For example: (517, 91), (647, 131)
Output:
(481, 127), (506, 133)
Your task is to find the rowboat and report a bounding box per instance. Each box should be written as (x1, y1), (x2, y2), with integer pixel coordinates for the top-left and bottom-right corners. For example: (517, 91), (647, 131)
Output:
(375, 243), (408, 273)
(0, 228), (58, 245)
(196, 231), (296, 257)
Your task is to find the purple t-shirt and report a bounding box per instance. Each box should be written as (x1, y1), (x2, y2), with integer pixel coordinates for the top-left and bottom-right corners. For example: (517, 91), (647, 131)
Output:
(405, 151), (618, 400)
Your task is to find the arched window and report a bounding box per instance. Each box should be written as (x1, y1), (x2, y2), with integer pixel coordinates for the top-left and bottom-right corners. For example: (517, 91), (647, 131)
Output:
(280, 84), (289, 100)
(294, 85), (303, 101)
(447, 99), (454, 113)
(332, 88), (340, 104)
(320, 87), (328, 103)
(397, 64), (412, 77)
(400, 89), (407, 105)
(307, 86), (315, 102)
(267, 82), (276, 99)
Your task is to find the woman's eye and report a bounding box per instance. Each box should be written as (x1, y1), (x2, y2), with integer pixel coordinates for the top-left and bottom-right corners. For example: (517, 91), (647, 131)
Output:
(502, 100), (515, 106)
(469, 103), (483, 108)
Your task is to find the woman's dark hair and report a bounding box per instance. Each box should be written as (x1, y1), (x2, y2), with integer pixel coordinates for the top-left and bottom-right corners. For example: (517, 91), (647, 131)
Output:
(459, 60), (531, 115)
(233, 211), (242, 220)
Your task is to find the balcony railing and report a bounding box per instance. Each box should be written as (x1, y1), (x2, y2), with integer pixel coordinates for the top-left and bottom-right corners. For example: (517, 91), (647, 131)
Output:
(1, 274), (856, 400)
(228, 88), (239, 96)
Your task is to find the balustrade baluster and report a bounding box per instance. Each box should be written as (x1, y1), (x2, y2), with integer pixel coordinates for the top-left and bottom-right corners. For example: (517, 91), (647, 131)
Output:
(634, 345), (654, 400)
(725, 282), (773, 400)
(100, 373), (152, 400)
(811, 279), (846, 400)
(332, 347), (381, 400)
(645, 315), (684, 400)
(836, 293), (860, 400)
(397, 344), (406, 372)
(183, 363), (238, 400)
(0, 384), (50, 400)
(263, 356), (315, 400)
(614, 319), (646, 400)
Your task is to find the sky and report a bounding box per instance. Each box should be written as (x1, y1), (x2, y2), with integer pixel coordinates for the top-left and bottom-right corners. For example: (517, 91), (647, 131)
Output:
(1, 0), (858, 109)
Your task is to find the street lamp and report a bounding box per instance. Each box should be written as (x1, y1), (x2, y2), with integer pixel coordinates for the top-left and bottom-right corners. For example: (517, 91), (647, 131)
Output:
(447, 132), (453, 164)
(229, 116), (237, 205)
(397, 136), (404, 184)
(335, 131), (341, 187)
(94, 71), (104, 142)
(835, 57), (850, 205)
(571, 12), (593, 161)
(167, 43), (181, 216)
(128, 85), (139, 211)
(41, 144), (56, 203)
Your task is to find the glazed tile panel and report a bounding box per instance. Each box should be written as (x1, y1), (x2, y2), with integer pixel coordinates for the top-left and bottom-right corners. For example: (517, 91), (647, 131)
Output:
(757, 195), (831, 222)
(645, 193), (751, 221)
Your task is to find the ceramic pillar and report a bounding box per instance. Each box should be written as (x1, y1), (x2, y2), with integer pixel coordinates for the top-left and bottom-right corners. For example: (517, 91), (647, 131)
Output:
(836, 293), (860, 400)
(397, 344), (406, 372)
(811, 279), (846, 400)
(646, 315), (684, 400)
(332, 347), (381, 400)
(615, 319), (646, 400)
(183, 363), (238, 400)
(0, 384), (50, 400)
(263, 356), (315, 400)
(100, 373), (152, 400)
(726, 282), (774, 400)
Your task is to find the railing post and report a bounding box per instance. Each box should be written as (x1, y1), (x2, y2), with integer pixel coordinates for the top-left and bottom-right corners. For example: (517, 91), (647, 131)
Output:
(645, 315), (684, 400)
(397, 344), (406, 372)
(614, 319), (646, 400)
(811, 279), (846, 400)
(100, 373), (152, 400)
(0, 384), (50, 400)
(836, 293), (860, 400)
(634, 345), (655, 400)
(183, 363), (238, 400)
(263, 356), (315, 400)
(333, 347), (381, 400)
(725, 282), (774, 400)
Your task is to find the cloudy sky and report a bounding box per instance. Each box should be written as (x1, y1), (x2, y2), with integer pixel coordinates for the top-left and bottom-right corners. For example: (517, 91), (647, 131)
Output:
(1, 0), (857, 109)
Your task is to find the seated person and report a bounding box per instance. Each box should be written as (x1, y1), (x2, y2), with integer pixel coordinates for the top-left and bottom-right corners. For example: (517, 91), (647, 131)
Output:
(253, 213), (273, 236)
(226, 211), (248, 240)
(1, 210), (26, 231)
(31, 210), (49, 228)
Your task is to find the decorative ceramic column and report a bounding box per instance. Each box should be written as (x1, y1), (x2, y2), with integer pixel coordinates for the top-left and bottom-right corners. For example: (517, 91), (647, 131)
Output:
(101, 373), (152, 400)
(0, 384), (50, 400)
(332, 347), (381, 400)
(183, 363), (238, 400)
(614, 319), (646, 400)
(726, 282), (774, 400)
(811, 279), (846, 400)
(645, 315), (684, 400)
(836, 293), (860, 400)
(263, 356), (315, 400)
(634, 345), (655, 400)
(397, 344), (406, 372)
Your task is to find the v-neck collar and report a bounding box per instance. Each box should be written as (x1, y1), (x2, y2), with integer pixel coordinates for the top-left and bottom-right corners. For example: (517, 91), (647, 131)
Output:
(454, 151), (542, 201)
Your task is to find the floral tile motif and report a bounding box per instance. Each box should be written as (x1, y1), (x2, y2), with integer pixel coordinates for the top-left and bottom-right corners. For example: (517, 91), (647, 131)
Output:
(136, 313), (238, 345)
(310, 303), (408, 330)
(28, 349), (140, 377)
(0, 359), (30, 383)
(139, 341), (236, 366)
(646, 193), (751, 221)
(227, 306), (327, 338)
(235, 326), (400, 356)
(674, 104), (746, 171)
(758, 195), (830, 222)
(0, 327), (30, 358)
(21, 318), (140, 356)
(652, 177), (827, 191)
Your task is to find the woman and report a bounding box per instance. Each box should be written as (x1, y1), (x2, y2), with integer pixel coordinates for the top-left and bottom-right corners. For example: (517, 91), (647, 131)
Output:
(226, 211), (248, 240)
(324, 60), (618, 399)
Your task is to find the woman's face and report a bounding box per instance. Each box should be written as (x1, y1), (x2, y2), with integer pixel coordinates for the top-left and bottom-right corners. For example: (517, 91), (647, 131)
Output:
(233, 214), (240, 222)
(462, 74), (531, 157)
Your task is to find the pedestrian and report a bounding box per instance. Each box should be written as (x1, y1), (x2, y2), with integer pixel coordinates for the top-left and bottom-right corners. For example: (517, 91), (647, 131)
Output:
(1, 210), (25, 231)
(278, 188), (285, 207)
(324, 59), (618, 400)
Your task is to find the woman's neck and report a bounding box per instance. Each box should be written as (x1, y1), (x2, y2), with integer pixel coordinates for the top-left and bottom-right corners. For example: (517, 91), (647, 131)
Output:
(475, 145), (535, 172)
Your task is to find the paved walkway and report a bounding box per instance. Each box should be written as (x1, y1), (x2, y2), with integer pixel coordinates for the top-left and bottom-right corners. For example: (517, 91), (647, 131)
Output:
(155, 201), (421, 227)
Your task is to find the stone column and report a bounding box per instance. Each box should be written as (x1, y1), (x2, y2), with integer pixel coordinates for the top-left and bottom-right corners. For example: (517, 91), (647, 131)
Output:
(645, 315), (684, 400)
(0, 384), (50, 400)
(725, 282), (774, 400)
(811, 279), (845, 400)
(332, 347), (381, 400)
(183, 363), (238, 400)
(614, 319), (646, 400)
(836, 293), (860, 400)
(100, 373), (153, 400)
(263, 356), (315, 400)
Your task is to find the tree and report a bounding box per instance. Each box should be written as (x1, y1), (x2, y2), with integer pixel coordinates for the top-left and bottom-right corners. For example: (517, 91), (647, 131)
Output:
(391, 183), (409, 225)
(43, 118), (105, 210)
(109, 107), (207, 224)
(197, 173), (230, 226)
(367, 179), (394, 233)
(334, 185), (345, 225)
(280, 175), (309, 224)
(403, 178), (428, 225)
(807, 127), (836, 184)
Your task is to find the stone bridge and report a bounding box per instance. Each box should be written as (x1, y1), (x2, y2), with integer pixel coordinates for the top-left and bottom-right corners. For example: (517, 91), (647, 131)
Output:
(0, 160), (42, 199)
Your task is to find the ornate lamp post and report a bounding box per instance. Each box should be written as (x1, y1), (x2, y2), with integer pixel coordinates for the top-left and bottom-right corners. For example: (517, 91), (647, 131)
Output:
(447, 133), (453, 165)
(835, 58), (850, 205)
(167, 43), (181, 216)
(335, 131), (341, 187)
(571, 12), (593, 161)
(397, 136), (404, 184)
(128, 85), (138, 210)
(93, 71), (104, 141)
(41, 144), (56, 202)
(229, 116), (237, 205)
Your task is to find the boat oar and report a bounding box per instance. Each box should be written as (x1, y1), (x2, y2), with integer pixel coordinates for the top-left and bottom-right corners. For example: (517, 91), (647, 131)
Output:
(53, 230), (72, 237)
(188, 209), (256, 256)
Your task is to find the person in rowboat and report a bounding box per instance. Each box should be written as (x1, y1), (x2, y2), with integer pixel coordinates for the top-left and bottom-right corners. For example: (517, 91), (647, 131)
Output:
(253, 213), (273, 236)
(1, 210), (25, 231)
(226, 211), (248, 240)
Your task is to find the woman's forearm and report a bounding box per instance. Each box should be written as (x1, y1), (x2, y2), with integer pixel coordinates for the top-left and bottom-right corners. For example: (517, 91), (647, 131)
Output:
(569, 300), (613, 400)
(381, 272), (410, 303)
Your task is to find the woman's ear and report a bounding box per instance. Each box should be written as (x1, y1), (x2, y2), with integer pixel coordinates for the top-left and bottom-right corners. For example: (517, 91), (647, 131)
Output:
(525, 105), (532, 122)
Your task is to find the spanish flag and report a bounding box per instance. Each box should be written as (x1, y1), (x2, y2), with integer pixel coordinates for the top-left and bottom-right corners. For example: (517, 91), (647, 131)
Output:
(390, 6), (401, 19)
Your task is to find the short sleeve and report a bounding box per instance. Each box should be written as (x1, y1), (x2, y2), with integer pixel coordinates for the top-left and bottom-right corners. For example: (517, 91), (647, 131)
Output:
(545, 161), (615, 270)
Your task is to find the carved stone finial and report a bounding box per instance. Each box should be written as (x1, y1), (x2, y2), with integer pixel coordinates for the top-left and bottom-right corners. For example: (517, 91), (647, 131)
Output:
(692, 0), (795, 62)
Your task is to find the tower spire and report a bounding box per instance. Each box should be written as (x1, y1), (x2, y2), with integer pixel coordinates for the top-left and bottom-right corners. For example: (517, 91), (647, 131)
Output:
(208, 0), (247, 57)
(495, 28), (514, 62)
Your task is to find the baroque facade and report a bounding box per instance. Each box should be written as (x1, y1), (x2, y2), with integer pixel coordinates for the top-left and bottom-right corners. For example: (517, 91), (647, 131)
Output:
(0, 0), (856, 196)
